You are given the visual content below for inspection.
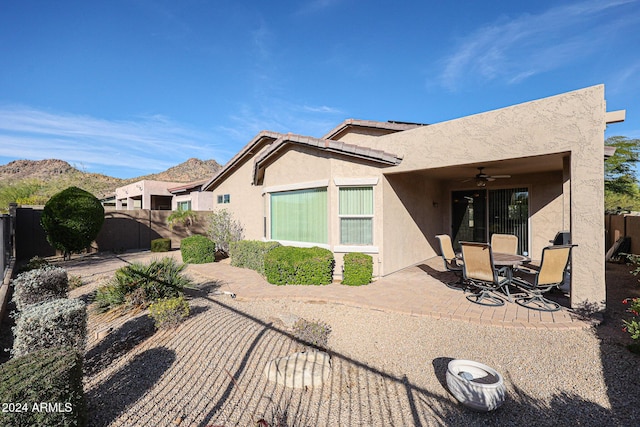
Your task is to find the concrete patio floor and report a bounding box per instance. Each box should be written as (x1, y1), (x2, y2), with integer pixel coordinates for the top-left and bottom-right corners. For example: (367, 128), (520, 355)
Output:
(185, 255), (593, 330)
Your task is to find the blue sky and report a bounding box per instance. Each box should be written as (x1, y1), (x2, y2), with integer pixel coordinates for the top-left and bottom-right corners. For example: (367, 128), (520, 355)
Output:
(1, 0), (638, 179)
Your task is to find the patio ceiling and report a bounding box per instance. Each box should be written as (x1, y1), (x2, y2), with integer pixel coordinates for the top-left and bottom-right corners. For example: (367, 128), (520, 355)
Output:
(390, 152), (568, 181)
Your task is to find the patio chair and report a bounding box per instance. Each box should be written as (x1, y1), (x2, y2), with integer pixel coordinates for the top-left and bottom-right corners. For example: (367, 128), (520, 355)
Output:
(460, 241), (509, 307)
(435, 234), (465, 290)
(512, 245), (575, 312)
(490, 233), (518, 255)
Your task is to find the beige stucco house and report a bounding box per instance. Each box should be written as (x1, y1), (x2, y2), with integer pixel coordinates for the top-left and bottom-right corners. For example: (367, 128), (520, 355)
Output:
(115, 180), (185, 210)
(203, 85), (625, 309)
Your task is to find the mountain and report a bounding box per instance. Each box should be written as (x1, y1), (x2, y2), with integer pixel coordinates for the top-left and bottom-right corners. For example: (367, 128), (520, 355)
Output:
(131, 158), (222, 183)
(0, 158), (222, 207)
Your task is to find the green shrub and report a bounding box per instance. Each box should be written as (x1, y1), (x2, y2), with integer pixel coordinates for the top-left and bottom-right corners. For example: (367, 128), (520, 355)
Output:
(149, 296), (190, 329)
(94, 283), (126, 312)
(40, 186), (105, 259)
(151, 238), (171, 252)
(342, 252), (373, 286)
(17, 256), (50, 273)
(181, 235), (216, 264)
(0, 346), (86, 427)
(12, 266), (69, 311)
(264, 246), (334, 285)
(229, 240), (281, 275)
(292, 318), (332, 350)
(94, 258), (192, 312)
(12, 298), (87, 358)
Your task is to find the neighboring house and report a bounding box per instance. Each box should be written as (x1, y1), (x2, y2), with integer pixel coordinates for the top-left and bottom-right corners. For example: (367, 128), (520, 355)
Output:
(202, 85), (625, 310)
(115, 180), (185, 210)
(168, 179), (215, 211)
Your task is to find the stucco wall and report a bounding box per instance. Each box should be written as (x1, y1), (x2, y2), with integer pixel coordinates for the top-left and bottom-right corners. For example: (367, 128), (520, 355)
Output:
(172, 191), (214, 211)
(209, 142), (272, 240)
(382, 173), (444, 275)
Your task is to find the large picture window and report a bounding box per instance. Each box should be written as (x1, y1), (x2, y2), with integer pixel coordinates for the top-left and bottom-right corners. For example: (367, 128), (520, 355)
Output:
(270, 188), (327, 244)
(339, 187), (373, 245)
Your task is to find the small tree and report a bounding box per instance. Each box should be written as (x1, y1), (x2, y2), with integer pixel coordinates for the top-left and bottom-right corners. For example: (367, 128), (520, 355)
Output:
(167, 208), (197, 233)
(207, 208), (244, 257)
(41, 186), (104, 260)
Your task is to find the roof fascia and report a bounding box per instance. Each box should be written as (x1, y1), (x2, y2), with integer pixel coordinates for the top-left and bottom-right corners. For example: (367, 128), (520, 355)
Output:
(202, 131), (281, 191)
(322, 119), (425, 140)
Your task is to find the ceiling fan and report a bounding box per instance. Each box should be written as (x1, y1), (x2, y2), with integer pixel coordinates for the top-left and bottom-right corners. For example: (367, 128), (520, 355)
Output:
(462, 167), (511, 187)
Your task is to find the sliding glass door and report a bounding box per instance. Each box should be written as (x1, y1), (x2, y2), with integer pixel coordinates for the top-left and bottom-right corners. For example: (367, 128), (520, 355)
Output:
(451, 188), (529, 254)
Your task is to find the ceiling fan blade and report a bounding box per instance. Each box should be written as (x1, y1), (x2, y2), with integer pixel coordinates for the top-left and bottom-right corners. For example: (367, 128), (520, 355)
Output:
(491, 175), (511, 179)
(461, 178), (473, 183)
(486, 177), (496, 182)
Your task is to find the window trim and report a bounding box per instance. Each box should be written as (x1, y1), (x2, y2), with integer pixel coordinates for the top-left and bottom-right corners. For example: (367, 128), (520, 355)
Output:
(337, 185), (374, 246)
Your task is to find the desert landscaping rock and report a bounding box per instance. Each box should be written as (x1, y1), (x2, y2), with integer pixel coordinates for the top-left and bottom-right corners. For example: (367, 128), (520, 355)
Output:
(54, 251), (640, 426)
(264, 350), (331, 389)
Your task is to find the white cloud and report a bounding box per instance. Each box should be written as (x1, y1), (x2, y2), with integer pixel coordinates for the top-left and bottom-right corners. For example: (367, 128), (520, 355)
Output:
(0, 105), (223, 175)
(439, 0), (639, 91)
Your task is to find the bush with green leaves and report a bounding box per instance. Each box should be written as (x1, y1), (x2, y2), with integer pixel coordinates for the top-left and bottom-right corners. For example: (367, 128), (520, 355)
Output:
(207, 208), (244, 256)
(342, 252), (373, 286)
(149, 296), (190, 329)
(17, 255), (50, 273)
(0, 346), (86, 427)
(40, 186), (105, 259)
(12, 266), (69, 311)
(94, 257), (193, 312)
(264, 246), (334, 285)
(181, 235), (216, 264)
(12, 298), (87, 358)
(151, 237), (171, 252)
(229, 240), (281, 275)
(292, 318), (332, 350)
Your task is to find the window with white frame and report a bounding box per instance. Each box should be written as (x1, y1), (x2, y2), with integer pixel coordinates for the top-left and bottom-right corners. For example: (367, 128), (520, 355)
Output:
(177, 200), (191, 211)
(217, 194), (230, 204)
(339, 186), (373, 245)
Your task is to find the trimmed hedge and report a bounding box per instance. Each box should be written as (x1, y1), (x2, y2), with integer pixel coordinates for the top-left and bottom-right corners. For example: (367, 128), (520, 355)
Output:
(180, 235), (216, 264)
(342, 252), (373, 286)
(0, 346), (86, 427)
(12, 298), (87, 358)
(12, 266), (69, 311)
(151, 238), (171, 252)
(229, 240), (281, 275)
(264, 246), (334, 285)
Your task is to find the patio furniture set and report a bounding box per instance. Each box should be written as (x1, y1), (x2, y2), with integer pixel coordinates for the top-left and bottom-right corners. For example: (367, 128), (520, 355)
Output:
(435, 233), (575, 311)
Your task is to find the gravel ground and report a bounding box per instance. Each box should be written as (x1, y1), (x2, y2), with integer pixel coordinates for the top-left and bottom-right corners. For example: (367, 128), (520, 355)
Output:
(61, 252), (640, 426)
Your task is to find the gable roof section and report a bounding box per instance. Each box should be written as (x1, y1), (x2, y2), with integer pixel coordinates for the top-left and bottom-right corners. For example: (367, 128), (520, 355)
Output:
(167, 179), (209, 194)
(202, 130), (282, 191)
(252, 133), (403, 185)
(322, 119), (426, 140)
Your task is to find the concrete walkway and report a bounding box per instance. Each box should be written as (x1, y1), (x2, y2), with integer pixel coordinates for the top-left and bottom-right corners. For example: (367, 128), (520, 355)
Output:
(185, 256), (593, 330)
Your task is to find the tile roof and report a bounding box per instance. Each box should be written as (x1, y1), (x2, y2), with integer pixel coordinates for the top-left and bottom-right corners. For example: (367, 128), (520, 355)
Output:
(252, 133), (403, 185)
(322, 119), (426, 140)
(202, 131), (282, 191)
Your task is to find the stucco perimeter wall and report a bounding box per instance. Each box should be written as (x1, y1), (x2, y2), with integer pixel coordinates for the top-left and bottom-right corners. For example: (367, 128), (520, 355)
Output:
(367, 86), (608, 308)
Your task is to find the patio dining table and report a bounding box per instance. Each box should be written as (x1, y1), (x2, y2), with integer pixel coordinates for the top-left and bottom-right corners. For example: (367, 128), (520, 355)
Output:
(492, 252), (531, 301)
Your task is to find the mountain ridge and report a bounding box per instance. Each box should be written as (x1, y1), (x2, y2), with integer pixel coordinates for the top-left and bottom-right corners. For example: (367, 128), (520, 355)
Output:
(0, 158), (222, 203)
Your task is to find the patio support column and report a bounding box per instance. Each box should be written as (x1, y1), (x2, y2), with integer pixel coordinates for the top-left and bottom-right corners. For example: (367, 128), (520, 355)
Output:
(568, 100), (607, 311)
